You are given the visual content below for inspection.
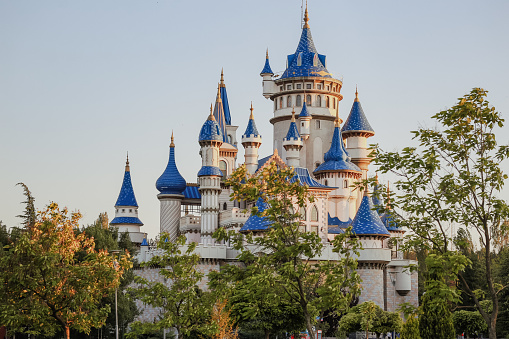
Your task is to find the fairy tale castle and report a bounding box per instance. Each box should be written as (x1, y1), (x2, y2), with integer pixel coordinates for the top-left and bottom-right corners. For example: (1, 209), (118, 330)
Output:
(109, 7), (418, 321)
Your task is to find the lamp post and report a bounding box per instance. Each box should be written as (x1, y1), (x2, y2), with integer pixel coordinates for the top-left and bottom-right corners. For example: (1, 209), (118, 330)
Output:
(109, 249), (121, 339)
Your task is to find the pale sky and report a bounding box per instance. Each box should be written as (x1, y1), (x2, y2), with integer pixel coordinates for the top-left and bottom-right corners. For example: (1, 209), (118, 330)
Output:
(1, 0), (509, 238)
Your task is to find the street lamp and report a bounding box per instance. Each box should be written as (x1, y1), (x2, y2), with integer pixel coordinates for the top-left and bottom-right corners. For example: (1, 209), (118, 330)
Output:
(109, 249), (121, 339)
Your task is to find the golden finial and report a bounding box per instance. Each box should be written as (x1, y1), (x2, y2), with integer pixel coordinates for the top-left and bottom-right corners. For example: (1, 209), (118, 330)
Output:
(291, 107), (296, 122)
(266, 48), (269, 59)
(125, 152), (130, 172)
(303, 0), (310, 29)
(208, 103), (215, 121)
(170, 130), (175, 148)
(354, 85), (359, 102)
(220, 68), (225, 87)
(335, 108), (340, 127)
(216, 84), (222, 102)
(250, 102), (254, 120)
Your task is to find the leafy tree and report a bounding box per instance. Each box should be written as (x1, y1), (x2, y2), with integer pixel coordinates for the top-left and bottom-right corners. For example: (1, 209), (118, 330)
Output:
(494, 246), (509, 336)
(398, 302), (421, 339)
(210, 299), (239, 339)
(359, 301), (378, 338)
(128, 234), (213, 339)
(453, 310), (488, 338)
(419, 292), (455, 339)
(336, 302), (402, 338)
(217, 162), (362, 339)
(0, 202), (131, 339)
(374, 88), (509, 339)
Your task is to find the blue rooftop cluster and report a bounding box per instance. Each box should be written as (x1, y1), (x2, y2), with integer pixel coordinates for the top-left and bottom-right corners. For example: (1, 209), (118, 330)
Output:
(110, 216), (144, 226)
(350, 194), (390, 236)
(240, 198), (272, 232)
(115, 167), (138, 207)
(280, 25), (330, 79)
(342, 99), (374, 134)
(156, 145), (187, 195)
(299, 102), (311, 118)
(284, 119), (301, 141)
(314, 127), (361, 173)
(199, 116), (223, 142)
(290, 167), (331, 188)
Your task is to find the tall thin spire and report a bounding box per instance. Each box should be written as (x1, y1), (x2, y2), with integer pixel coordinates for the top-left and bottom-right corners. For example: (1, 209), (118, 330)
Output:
(170, 131), (175, 148)
(216, 84), (222, 103)
(220, 68), (225, 87)
(208, 103), (215, 120)
(335, 107), (340, 127)
(250, 102), (254, 120)
(291, 107), (296, 122)
(266, 48), (269, 59)
(355, 85), (359, 102)
(303, 0), (310, 28)
(125, 152), (130, 172)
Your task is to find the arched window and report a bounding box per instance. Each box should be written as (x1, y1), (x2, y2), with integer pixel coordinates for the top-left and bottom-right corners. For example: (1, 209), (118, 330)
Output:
(306, 95), (312, 106)
(223, 202), (227, 210)
(326, 96), (330, 108)
(300, 206), (306, 220)
(344, 179), (348, 188)
(279, 97), (283, 109)
(313, 53), (318, 67)
(287, 96), (292, 107)
(311, 205), (319, 222)
(227, 135), (232, 144)
(325, 179), (328, 186)
(296, 95), (302, 107)
(316, 95), (321, 107)
(297, 52), (302, 66)
(219, 160), (227, 179)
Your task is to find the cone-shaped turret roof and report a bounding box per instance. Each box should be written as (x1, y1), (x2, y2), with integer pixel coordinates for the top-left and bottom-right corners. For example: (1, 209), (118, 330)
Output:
(281, 5), (330, 79)
(299, 101), (311, 118)
(242, 103), (260, 138)
(351, 191), (390, 237)
(284, 109), (301, 141)
(219, 69), (232, 125)
(260, 49), (274, 75)
(156, 132), (187, 195)
(212, 85), (228, 143)
(342, 89), (375, 137)
(240, 197), (271, 232)
(115, 155), (138, 207)
(199, 104), (224, 142)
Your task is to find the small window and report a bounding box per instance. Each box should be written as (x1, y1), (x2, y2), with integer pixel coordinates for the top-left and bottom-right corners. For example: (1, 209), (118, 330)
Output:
(325, 180), (328, 186)
(116, 209), (118, 213)
(122, 209), (125, 213)
(344, 180), (348, 188)
(316, 95), (321, 107)
(311, 205), (319, 222)
(274, 100), (277, 111)
(333, 98), (336, 109)
(136, 210), (138, 214)
(315, 120), (321, 129)
(315, 162), (321, 168)
(299, 224), (306, 232)
(312, 225), (319, 234)
(317, 84), (322, 90)
(297, 84), (302, 89)
(287, 96), (292, 107)
(219, 160), (227, 179)
(280, 86), (283, 92)
(326, 96), (330, 108)
(297, 52), (302, 66)
(228, 135), (232, 144)
(326, 85), (330, 91)
(287, 84), (292, 90)
(306, 95), (312, 106)
(296, 95), (302, 107)
(223, 202), (227, 210)
(313, 53), (318, 67)
(306, 84), (312, 89)
(300, 207), (306, 220)
(279, 98), (283, 109)
(301, 122), (305, 127)
(129, 209), (132, 213)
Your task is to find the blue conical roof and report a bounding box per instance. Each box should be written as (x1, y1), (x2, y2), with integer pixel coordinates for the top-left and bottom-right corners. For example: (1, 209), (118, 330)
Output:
(299, 102), (311, 118)
(213, 88), (228, 143)
(243, 107), (260, 138)
(314, 126), (361, 173)
(240, 198), (272, 231)
(156, 137), (187, 195)
(351, 193), (390, 236)
(342, 94), (374, 135)
(284, 118), (301, 141)
(199, 108), (223, 142)
(219, 71), (232, 125)
(280, 11), (330, 79)
(115, 158), (138, 207)
(260, 52), (273, 75)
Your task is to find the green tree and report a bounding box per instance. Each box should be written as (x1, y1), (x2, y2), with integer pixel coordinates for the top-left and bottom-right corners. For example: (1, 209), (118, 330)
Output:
(374, 88), (509, 339)
(398, 302), (421, 339)
(453, 310), (488, 338)
(419, 292), (455, 339)
(217, 162), (362, 339)
(0, 202), (131, 339)
(128, 234), (213, 339)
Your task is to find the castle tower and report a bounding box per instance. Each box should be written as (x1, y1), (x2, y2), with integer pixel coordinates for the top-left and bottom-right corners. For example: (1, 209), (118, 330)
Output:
(350, 189), (390, 308)
(341, 88), (375, 180)
(198, 105), (224, 245)
(283, 108), (303, 168)
(313, 113), (362, 221)
(260, 49), (275, 99)
(110, 154), (146, 245)
(214, 83), (238, 178)
(260, 5), (343, 173)
(298, 102), (312, 141)
(241, 103), (262, 175)
(155, 132), (187, 242)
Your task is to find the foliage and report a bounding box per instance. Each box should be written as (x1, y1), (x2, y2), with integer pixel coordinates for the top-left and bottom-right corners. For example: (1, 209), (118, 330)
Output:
(453, 310), (488, 338)
(373, 88), (509, 339)
(401, 315), (420, 339)
(336, 302), (402, 338)
(216, 162), (362, 339)
(210, 299), (239, 339)
(419, 292), (455, 339)
(128, 234), (213, 339)
(0, 202), (131, 339)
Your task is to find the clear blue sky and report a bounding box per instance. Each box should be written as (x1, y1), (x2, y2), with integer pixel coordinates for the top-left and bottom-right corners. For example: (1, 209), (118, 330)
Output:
(1, 0), (508, 238)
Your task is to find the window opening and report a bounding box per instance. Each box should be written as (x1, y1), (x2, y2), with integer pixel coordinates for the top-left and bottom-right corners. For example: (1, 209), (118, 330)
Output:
(287, 96), (292, 107)
(311, 205), (319, 222)
(296, 95), (302, 107)
(306, 95), (312, 106)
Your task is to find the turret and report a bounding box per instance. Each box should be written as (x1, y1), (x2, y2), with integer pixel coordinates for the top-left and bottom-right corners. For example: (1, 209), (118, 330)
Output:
(241, 103), (262, 175)
(260, 49), (275, 98)
(213, 82), (238, 177)
(283, 108), (303, 168)
(341, 88), (375, 180)
(313, 112), (362, 221)
(110, 154), (146, 245)
(298, 102), (311, 140)
(198, 104), (224, 245)
(156, 132), (187, 242)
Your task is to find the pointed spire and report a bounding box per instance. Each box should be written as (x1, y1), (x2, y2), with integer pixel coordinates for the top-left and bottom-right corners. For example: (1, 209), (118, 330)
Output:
(170, 131), (175, 148)
(303, 0), (310, 29)
(213, 84), (228, 143)
(250, 102), (254, 120)
(208, 103), (215, 121)
(218, 71), (232, 125)
(125, 152), (130, 172)
(266, 48), (269, 59)
(355, 85), (359, 102)
(220, 68), (225, 87)
(260, 49), (274, 75)
(291, 107), (296, 122)
(243, 102), (260, 138)
(216, 84), (222, 103)
(284, 107), (301, 141)
(299, 101), (311, 118)
(342, 88), (375, 137)
(335, 108), (340, 127)
(115, 157), (138, 207)
(156, 134), (187, 195)
(351, 191), (390, 237)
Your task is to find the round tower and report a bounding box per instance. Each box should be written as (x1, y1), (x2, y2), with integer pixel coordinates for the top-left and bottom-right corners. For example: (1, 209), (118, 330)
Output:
(198, 105), (224, 245)
(298, 102), (312, 140)
(241, 103), (262, 175)
(260, 49), (275, 99)
(283, 108), (303, 168)
(156, 132), (187, 242)
(261, 5), (343, 173)
(313, 113), (362, 221)
(110, 155), (146, 245)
